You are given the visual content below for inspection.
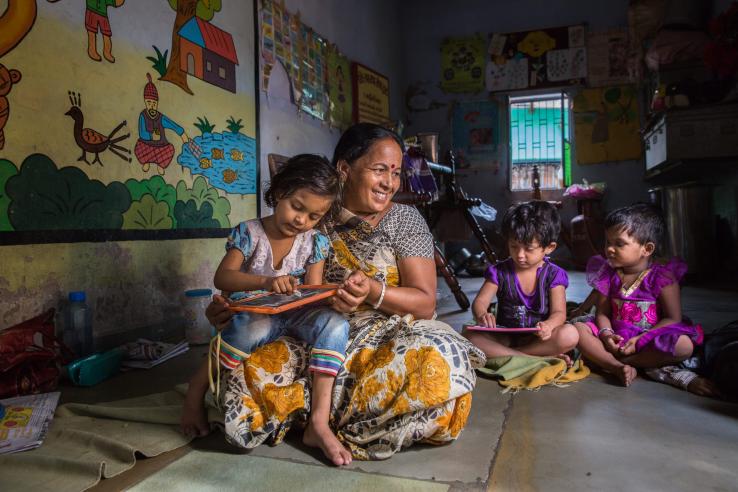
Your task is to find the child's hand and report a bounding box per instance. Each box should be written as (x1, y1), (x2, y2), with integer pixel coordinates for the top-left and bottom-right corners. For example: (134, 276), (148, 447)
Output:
(268, 275), (298, 294)
(687, 377), (721, 398)
(476, 312), (496, 328)
(601, 333), (623, 355)
(618, 334), (642, 356)
(536, 321), (553, 340)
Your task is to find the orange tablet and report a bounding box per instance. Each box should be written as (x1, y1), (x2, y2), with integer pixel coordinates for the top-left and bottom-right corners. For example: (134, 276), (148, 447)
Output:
(227, 284), (339, 314)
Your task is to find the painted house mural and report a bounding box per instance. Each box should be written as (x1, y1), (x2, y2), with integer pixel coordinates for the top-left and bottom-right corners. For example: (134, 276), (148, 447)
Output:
(179, 17), (238, 93)
(0, 0), (257, 238)
(0, 0), (257, 333)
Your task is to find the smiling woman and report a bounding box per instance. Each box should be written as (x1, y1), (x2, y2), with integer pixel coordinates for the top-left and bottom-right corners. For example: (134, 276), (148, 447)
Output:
(213, 123), (486, 460)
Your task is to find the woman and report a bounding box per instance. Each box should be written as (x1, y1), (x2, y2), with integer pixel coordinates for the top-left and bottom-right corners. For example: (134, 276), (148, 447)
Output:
(206, 123), (486, 462)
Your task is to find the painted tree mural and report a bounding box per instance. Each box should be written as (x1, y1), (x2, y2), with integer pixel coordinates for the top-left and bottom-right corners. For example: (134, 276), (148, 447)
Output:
(161, 0), (222, 94)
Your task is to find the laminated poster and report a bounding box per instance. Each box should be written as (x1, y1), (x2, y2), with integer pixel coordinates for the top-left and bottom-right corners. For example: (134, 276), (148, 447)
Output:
(441, 35), (486, 93)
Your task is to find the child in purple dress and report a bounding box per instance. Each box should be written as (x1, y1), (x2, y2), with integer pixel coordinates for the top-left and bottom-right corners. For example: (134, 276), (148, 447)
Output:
(574, 203), (703, 387)
(464, 201), (579, 363)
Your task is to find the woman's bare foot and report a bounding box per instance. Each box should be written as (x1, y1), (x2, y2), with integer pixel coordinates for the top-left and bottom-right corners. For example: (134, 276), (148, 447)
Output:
(181, 396), (210, 438)
(303, 419), (352, 466)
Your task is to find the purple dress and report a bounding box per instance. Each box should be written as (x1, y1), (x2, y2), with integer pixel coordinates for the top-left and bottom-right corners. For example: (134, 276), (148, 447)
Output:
(485, 258), (569, 327)
(586, 255), (704, 355)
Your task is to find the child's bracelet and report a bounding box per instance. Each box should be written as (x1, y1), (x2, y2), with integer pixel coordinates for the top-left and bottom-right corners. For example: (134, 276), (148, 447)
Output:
(372, 280), (387, 310)
(599, 328), (614, 337)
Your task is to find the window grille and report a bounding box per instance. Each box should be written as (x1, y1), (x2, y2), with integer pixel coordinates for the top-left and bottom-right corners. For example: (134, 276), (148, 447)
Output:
(509, 92), (571, 191)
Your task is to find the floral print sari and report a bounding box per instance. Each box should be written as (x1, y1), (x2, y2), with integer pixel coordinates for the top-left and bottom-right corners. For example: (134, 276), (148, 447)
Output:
(221, 205), (486, 459)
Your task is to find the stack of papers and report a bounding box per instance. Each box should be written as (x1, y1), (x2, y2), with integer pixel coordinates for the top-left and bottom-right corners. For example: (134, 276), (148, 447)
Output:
(0, 391), (59, 455)
(120, 339), (189, 370)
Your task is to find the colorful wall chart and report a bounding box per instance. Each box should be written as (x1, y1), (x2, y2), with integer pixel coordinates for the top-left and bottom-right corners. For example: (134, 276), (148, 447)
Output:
(440, 35), (486, 93)
(327, 45), (353, 130)
(451, 100), (500, 169)
(587, 29), (634, 88)
(259, 0), (329, 121)
(573, 86), (641, 164)
(486, 25), (587, 92)
(0, 0), (258, 243)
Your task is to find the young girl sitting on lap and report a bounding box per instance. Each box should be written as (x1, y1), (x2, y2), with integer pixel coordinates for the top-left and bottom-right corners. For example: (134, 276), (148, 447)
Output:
(464, 201), (579, 363)
(574, 203), (703, 387)
(181, 154), (353, 466)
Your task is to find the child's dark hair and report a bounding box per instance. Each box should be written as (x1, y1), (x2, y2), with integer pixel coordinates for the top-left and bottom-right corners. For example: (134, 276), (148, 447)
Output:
(265, 154), (341, 224)
(604, 203), (665, 248)
(501, 200), (561, 246)
(331, 123), (405, 167)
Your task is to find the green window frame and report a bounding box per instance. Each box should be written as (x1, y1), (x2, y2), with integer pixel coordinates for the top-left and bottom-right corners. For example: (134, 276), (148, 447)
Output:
(509, 91), (572, 191)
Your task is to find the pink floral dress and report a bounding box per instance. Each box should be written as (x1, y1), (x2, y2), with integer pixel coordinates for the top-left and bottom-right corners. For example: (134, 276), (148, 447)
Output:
(586, 256), (703, 355)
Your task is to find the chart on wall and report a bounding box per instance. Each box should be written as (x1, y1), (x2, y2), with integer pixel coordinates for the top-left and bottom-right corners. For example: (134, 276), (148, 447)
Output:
(440, 35), (486, 93)
(451, 100), (500, 169)
(259, 0), (329, 121)
(486, 24), (587, 92)
(573, 86), (641, 164)
(0, 0), (258, 244)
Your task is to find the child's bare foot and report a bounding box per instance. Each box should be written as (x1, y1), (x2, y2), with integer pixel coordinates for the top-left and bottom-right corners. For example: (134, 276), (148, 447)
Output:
(303, 419), (352, 466)
(611, 364), (637, 387)
(181, 396), (210, 438)
(557, 353), (573, 368)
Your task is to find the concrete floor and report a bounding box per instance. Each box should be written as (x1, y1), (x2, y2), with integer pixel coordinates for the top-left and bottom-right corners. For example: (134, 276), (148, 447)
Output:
(63, 272), (738, 491)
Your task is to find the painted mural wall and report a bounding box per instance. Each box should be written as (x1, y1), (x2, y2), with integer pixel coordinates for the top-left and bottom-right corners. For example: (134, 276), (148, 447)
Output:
(0, 0), (256, 336)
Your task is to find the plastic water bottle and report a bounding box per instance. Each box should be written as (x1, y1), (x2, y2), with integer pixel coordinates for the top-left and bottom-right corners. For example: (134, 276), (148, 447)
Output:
(63, 291), (93, 357)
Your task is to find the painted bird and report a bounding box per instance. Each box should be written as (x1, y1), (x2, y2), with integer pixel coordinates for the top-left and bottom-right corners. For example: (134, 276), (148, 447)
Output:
(64, 91), (131, 165)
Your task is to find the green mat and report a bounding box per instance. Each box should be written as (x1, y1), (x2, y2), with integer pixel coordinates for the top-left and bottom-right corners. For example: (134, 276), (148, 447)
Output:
(129, 450), (449, 492)
(0, 386), (221, 492)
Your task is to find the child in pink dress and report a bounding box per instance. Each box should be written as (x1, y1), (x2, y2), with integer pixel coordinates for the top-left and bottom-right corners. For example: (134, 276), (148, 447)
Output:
(574, 203), (703, 386)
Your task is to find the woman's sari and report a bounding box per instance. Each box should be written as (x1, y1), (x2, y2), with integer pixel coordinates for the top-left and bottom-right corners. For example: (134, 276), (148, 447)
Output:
(221, 205), (486, 459)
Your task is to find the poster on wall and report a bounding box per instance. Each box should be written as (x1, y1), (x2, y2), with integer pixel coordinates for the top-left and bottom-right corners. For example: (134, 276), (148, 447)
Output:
(440, 35), (486, 93)
(327, 46), (353, 130)
(0, 0), (258, 245)
(486, 25), (587, 92)
(573, 85), (641, 164)
(352, 63), (390, 125)
(587, 29), (634, 88)
(298, 28), (328, 120)
(451, 100), (500, 169)
(259, 0), (328, 120)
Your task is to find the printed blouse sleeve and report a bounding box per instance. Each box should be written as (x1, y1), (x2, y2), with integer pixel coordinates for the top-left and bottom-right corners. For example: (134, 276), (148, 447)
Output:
(586, 255), (612, 296)
(225, 222), (253, 259)
(307, 231), (331, 264)
(394, 206), (434, 259)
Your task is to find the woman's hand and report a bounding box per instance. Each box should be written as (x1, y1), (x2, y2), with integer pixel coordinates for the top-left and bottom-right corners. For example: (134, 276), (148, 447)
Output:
(332, 270), (370, 313)
(206, 294), (234, 331)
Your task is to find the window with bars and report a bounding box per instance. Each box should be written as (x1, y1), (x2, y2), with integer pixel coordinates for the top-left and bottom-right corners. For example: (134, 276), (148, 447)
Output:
(509, 92), (572, 191)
